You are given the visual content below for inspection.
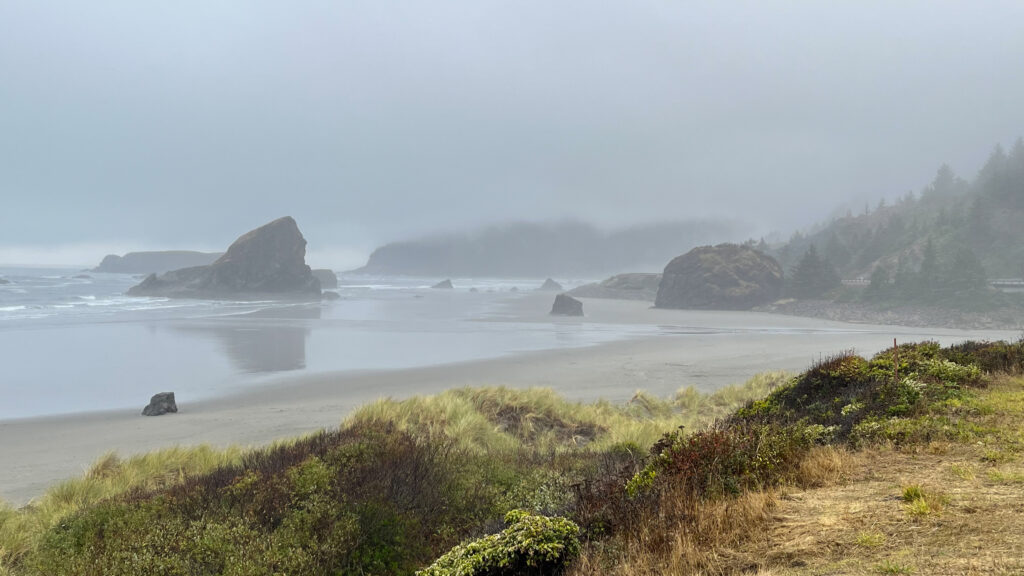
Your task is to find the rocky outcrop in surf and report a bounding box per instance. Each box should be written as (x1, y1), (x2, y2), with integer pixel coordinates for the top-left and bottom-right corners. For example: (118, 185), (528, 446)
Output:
(550, 294), (584, 316)
(655, 244), (783, 310)
(538, 278), (564, 291)
(312, 269), (338, 289)
(127, 217), (321, 300)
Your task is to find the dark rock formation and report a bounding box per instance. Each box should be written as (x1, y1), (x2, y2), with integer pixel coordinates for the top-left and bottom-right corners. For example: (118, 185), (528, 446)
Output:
(127, 217), (321, 299)
(322, 290), (341, 300)
(142, 392), (177, 416)
(432, 279), (454, 289)
(312, 269), (338, 289)
(568, 273), (662, 301)
(550, 293), (584, 316)
(655, 244), (783, 310)
(538, 278), (564, 291)
(73, 274), (92, 279)
(93, 251), (222, 274)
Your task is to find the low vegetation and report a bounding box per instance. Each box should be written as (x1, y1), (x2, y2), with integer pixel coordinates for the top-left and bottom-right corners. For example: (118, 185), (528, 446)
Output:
(1, 339), (1022, 574)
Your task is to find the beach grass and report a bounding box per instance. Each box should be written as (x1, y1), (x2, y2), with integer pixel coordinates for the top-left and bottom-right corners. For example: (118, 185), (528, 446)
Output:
(1, 340), (1022, 575)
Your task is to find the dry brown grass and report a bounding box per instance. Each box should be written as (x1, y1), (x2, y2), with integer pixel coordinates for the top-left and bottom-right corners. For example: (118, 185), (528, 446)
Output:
(796, 446), (856, 489)
(569, 489), (779, 576)
(569, 375), (1024, 576)
(749, 376), (1024, 575)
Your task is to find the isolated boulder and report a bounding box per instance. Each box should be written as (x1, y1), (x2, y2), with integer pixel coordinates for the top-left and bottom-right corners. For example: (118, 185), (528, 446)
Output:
(432, 279), (454, 289)
(538, 278), (564, 291)
(142, 392), (177, 416)
(655, 244), (783, 310)
(312, 269), (338, 289)
(127, 217), (321, 299)
(568, 273), (661, 301)
(550, 294), (584, 316)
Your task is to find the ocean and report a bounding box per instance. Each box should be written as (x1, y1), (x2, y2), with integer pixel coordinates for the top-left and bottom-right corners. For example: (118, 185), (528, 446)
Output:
(0, 268), (650, 420)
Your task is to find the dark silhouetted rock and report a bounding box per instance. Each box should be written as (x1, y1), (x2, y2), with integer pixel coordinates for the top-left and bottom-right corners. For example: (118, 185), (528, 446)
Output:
(432, 279), (454, 289)
(127, 217), (321, 300)
(73, 274), (92, 279)
(322, 290), (341, 300)
(655, 244), (783, 310)
(538, 278), (564, 291)
(142, 392), (177, 416)
(550, 294), (584, 316)
(568, 273), (662, 301)
(312, 269), (338, 289)
(93, 251), (222, 274)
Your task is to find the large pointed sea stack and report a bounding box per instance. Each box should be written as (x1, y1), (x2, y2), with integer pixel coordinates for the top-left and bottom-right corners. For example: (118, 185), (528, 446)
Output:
(655, 244), (783, 310)
(128, 217), (321, 299)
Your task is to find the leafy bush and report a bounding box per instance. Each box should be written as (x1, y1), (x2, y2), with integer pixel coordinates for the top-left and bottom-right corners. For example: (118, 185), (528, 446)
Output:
(416, 510), (580, 576)
(627, 421), (824, 499)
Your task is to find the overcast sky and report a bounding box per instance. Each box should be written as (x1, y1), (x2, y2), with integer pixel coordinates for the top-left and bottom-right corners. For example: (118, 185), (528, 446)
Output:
(2, 1), (1024, 267)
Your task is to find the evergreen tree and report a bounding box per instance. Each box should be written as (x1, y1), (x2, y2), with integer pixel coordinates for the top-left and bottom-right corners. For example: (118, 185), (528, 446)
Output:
(864, 264), (892, 300)
(788, 245), (841, 299)
(945, 247), (988, 294)
(917, 238), (940, 297)
(823, 232), (852, 270)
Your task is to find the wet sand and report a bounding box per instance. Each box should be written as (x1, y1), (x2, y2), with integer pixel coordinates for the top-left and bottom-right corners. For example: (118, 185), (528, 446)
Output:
(1, 294), (1015, 505)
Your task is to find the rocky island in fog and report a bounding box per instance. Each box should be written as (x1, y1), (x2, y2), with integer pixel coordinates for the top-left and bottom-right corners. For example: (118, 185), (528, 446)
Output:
(92, 251), (222, 274)
(127, 217), (321, 300)
(352, 219), (739, 277)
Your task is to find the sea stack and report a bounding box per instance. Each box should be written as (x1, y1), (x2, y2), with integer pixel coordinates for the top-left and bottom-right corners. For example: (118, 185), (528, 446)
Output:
(655, 244), (783, 310)
(127, 217), (321, 299)
(432, 279), (454, 289)
(550, 293), (584, 316)
(538, 278), (564, 291)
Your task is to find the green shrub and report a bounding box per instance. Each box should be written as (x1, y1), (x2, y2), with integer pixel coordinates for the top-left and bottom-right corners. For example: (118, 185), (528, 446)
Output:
(416, 510), (580, 576)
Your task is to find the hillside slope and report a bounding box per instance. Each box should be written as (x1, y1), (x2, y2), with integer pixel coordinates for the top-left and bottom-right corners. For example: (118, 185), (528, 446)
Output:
(774, 140), (1024, 281)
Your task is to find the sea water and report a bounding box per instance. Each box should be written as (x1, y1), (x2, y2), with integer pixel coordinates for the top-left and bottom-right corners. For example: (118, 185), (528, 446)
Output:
(0, 268), (650, 419)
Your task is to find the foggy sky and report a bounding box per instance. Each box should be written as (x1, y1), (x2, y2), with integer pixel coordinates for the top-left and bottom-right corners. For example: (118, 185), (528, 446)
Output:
(3, 2), (1024, 267)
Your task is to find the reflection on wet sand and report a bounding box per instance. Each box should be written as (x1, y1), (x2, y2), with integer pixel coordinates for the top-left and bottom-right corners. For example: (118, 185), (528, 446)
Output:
(174, 305), (320, 374)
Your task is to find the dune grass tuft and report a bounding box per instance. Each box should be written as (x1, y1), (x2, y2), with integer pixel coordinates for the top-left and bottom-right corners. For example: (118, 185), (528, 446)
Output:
(0, 444), (243, 570)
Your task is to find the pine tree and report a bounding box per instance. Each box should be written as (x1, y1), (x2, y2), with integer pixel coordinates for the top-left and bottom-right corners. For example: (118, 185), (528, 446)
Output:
(916, 238), (940, 298)
(945, 247), (988, 294)
(864, 264), (892, 300)
(789, 245), (841, 299)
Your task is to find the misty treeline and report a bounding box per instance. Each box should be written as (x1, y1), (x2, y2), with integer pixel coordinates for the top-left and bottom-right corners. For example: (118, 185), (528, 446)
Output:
(355, 220), (740, 277)
(772, 139), (1024, 287)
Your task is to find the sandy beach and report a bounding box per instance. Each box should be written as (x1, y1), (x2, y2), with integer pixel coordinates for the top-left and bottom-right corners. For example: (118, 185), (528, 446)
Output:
(1, 293), (1017, 506)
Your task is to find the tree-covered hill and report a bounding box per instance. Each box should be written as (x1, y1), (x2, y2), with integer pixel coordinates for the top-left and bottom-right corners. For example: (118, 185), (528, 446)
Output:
(351, 219), (741, 277)
(773, 139), (1024, 282)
